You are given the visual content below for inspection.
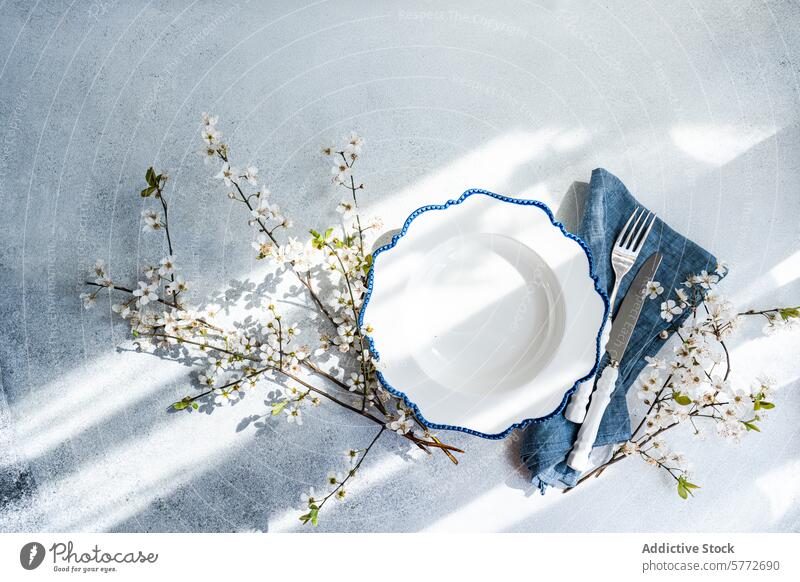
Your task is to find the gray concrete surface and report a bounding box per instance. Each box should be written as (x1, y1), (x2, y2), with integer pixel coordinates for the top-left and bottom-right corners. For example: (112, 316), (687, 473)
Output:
(1, 0), (799, 532)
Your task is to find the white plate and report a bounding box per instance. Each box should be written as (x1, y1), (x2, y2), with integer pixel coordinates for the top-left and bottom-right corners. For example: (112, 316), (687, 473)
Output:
(361, 190), (608, 438)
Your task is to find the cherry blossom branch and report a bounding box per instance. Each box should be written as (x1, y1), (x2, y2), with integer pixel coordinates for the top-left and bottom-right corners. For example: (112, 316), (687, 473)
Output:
(218, 151), (336, 327)
(317, 426), (384, 509)
(84, 281), (179, 310)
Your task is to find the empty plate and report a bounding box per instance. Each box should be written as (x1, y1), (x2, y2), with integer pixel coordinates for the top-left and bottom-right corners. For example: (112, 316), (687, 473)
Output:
(361, 189), (608, 438)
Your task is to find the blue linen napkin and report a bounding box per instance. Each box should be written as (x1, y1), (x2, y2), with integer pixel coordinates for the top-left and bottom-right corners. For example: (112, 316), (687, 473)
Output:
(519, 168), (721, 492)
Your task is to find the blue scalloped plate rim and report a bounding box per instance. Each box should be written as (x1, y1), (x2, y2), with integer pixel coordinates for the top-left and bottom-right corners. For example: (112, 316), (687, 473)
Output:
(359, 189), (610, 440)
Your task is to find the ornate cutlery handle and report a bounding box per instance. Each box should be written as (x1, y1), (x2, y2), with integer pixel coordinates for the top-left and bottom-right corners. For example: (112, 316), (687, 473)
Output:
(566, 363), (619, 471)
(564, 318), (611, 423)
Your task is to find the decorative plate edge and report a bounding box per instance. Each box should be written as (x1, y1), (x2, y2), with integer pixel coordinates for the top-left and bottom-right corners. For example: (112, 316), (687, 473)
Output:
(358, 188), (610, 440)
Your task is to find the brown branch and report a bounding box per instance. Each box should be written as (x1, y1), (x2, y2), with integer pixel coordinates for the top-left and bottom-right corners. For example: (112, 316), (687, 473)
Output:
(85, 281), (179, 310)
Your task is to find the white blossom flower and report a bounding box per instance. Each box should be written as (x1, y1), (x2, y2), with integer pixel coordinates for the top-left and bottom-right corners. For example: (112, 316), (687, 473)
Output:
(697, 270), (719, 289)
(645, 355), (666, 370)
(201, 112), (218, 127)
(643, 280), (664, 299)
(198, 372), (216, 387)
(346, 372), (365, 392)
(388, 414), (413, 435)
(199, 145), (217, 164)
(250, 197), (280, 222)
(285, 405), (303, 425)
(753, 375), (776, 398)
(93, 259), (107, 278)
(165, 275), (187, 295)
(335, 323), (356, 352)
(684, 370), (708, 399)
(158, 255), (177, 277)
(142, 264), (158, 281)
(344, 448), (359, 465)
(336, 199), (356, 219)
(643, 417), (659, 434)
(710, 375), (729, 394)
(287, 241), (314, 273)
(637, 370), (661, 404)
(252, 233), (275, 260)
(716, 419), (745, 441)
(700, 389), (717, 406)
(715, 260), (728, 275)
(214, 388), (239, 405)
(660, 299), (683, 322)
(326, 471), (344, 486)
(201, 126), (221, 145)
(132, 281), (158, 306)
(621, 441), (639, 456)
(344, 132), (363, 155)
(215, 163), (238, 186)
(142, 209), (163, 232)
(80, 291), (96, 309)
(637, 384), (655, 404)
(331, 161), (351, 185)
(705, 290), (723, 306)
(675, 287), (689, 305)
(243, 165), (259, 186)
(721, 406), (739, 422)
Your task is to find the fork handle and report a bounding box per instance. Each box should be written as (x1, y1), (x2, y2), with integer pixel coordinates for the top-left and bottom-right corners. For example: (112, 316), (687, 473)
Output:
(564, 317), (611, 423)
(566, 364), (619, 472)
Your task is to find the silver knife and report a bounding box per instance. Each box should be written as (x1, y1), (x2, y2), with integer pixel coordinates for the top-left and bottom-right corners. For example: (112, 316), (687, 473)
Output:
(567, 252), (663, 471)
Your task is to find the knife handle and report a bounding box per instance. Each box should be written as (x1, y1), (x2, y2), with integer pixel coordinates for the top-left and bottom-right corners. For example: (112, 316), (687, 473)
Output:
(564, 318), (611, 423)
(566, 364), (619, 472)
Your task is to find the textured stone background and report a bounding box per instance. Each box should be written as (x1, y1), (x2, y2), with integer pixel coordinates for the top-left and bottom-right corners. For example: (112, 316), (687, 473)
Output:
(1, 0), (799, 532)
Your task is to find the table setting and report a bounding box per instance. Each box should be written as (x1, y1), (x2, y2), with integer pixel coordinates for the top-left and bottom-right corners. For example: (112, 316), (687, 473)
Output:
(62, 110), (797, 528)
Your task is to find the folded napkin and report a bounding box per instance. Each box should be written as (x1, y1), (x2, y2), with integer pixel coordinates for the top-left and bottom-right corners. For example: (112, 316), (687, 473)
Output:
(520, 168), (721, 492)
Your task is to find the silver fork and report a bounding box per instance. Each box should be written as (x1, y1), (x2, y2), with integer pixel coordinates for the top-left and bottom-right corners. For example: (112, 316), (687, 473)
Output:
(564, 207), (657, 423)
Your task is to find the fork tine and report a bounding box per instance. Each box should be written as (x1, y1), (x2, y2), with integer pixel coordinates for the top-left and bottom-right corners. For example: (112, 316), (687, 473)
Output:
(616, 207), (640, 248)
(627, 211), (652, 251)
(621, 208), (645, 249)
(631, 212), (656, 252)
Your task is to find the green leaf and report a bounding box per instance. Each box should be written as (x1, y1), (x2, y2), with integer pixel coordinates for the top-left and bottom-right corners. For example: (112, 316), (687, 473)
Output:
(742, 420), (761, 432)
(172, 400), (188, 411)
(146, 167), (156, 186)
(309, 229), (320, 238)
(677, 476), (699, 499)
(778, 307), (800, 321)
(299, 505), (320, 526)
(140, 186), (156, 197)
(191, 402), (199, 410)
(673, 392), (692, 406)
(324, 227), (334, 240)
(271, 400), (288, 416)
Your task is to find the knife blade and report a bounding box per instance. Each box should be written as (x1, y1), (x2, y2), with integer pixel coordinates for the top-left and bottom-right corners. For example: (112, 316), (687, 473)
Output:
(605, 252), (663, 365)
(566, 252), (663, 471)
